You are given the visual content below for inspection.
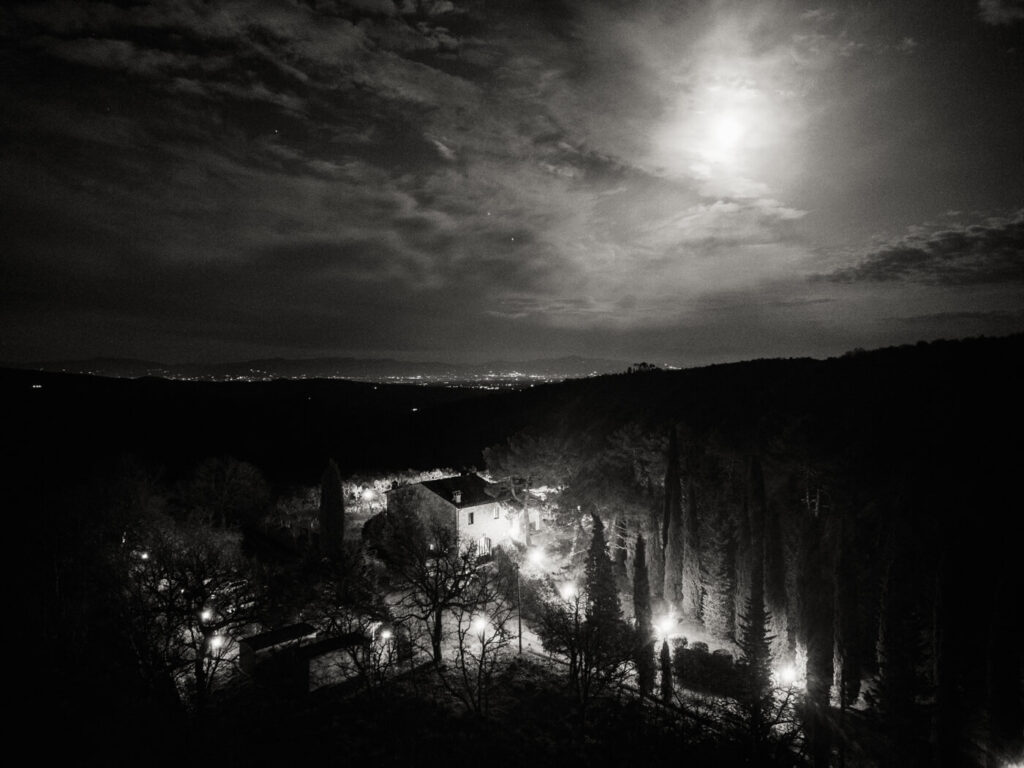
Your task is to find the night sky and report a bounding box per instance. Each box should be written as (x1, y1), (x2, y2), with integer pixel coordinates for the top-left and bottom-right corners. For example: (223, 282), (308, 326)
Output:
(2, 0), (1022, 366)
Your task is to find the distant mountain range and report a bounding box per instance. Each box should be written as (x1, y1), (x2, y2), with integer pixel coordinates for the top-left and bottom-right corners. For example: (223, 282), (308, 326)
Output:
(10, 354), (642, 382)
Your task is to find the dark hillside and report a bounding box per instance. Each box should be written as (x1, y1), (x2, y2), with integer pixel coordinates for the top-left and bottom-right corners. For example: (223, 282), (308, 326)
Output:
(7, 334), (1022, 768)
(5, 334), (1021, 489)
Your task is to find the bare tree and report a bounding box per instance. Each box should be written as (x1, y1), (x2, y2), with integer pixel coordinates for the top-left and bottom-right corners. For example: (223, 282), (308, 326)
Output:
(535, 576), (584, 685)
(303, 547), (398, 689)
(484, 431), (577, 545)
(180, 456), (270, 529)
(122, 515), (257, 714)
(373, 508), (480, 664)
(443, 565), (516, 715)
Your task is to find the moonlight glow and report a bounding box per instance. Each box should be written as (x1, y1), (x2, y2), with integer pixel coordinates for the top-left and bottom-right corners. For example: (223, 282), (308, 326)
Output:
(1, 0), (1020, 365)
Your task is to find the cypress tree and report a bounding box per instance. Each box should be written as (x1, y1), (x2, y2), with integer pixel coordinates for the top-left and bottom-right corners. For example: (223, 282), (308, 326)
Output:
(647, 505), (665, 601)
(681, 472), (703, 620)
(764, 477), (790, 659)
(613, 516), (628, 570)
(574, 513), (628, 719)
(833, 504), (862, 709)
(585, 513), (621, 626)
(612, 516), (629, 593)
(800, 499), (834, 768)
(660, 639), (673, 704)
(735, 479), (775, 761)
(633, 533), (656, 696)
(319, 459), (345, 557)
(701, 502), (735, 640)
(735, 456), (765, 632)
(663, 427), (684, 606)
(736, 581), (775, 760)
(869, 535), (925, 768)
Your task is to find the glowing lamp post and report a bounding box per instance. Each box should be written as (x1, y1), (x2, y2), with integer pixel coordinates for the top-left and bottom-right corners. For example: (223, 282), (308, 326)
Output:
(776, 663), (798, 688)
(560, 583), (581, 682)
(377, 628), (394, 683)
(528, 548), (543, 568)
(516, 548), (543, 654)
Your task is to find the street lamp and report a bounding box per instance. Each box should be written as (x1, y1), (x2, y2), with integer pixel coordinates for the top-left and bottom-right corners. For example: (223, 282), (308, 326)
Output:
(776, 663), (798, 688)
(515, 560), (524, 654)
(516, 548), (544, 654)
(559, 582), (581, 681)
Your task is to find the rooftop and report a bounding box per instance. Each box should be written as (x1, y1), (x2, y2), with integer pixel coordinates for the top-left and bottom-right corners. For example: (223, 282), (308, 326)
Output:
(419, 472), (510, 509)
(241, 622), (317, 652)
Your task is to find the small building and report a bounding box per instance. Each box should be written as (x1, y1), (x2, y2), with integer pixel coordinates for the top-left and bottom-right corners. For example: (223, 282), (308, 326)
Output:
(239, 622), (318, 675)
(305, 632), (370, 691)
(386, 472), (517, 555)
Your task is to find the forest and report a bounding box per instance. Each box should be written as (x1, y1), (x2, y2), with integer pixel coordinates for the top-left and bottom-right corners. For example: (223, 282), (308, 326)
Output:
(10, 334), (1022, 767)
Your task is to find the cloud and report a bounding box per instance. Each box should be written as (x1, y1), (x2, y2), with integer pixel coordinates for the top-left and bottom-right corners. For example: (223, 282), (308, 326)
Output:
(4, 0), (1019, 365)
(818, 211), (1024, 285)
(896, 37), (918, 54)
(36, 36), (204, 74)
(896, 309), (1024, 325)
(978, 0), (1024, 25)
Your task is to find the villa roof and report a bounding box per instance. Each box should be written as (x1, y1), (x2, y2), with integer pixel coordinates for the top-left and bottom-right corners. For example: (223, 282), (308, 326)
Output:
(241, 622), (317, 652)
(419, 473), (510, 509)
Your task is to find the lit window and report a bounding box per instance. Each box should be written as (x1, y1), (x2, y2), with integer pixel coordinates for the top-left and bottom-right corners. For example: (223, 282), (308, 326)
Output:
(467, 512), (474, 525)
